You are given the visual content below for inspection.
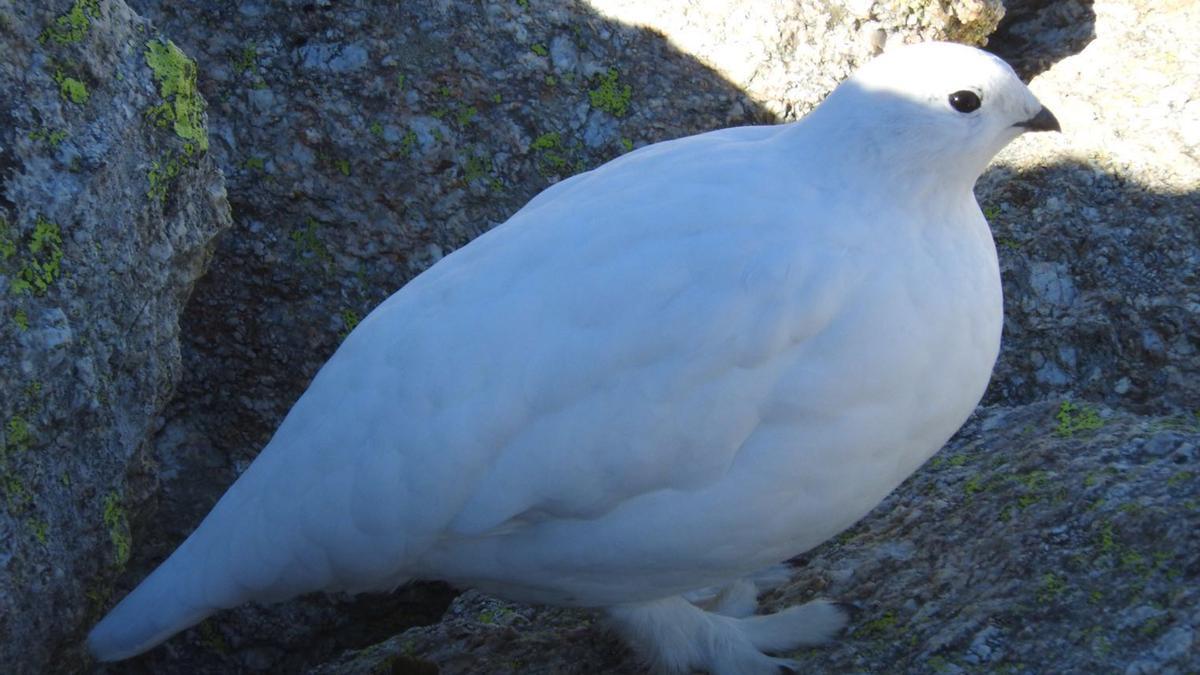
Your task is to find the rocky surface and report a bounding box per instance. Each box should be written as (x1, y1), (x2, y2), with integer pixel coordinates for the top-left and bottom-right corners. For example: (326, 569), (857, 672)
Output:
(584, 0), (1005, 119)
(979, 0), (1200, 414)
(3, 0), (1197, 672)
(0, 1), (230, 673)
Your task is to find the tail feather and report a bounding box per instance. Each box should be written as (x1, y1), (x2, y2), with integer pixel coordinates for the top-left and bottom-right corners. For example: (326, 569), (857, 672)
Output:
(86, 536), (219, 661)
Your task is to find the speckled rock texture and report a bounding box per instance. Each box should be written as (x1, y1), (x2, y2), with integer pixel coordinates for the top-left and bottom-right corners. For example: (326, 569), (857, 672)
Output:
(0, 1), (230, 673)
(583, 0), (1005, 119)
(7, 0), (1197, 672)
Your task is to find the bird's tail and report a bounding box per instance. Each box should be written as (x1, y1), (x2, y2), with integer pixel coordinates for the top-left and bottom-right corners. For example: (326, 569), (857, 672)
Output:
(86, 532), (223, 662)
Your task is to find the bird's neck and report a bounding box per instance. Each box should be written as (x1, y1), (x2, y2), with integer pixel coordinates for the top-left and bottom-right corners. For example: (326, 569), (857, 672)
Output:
(780, 97), (982, 207)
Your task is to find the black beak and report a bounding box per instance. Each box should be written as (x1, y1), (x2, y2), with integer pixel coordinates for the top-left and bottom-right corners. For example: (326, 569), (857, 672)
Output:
(1015, 106), (1061, 132)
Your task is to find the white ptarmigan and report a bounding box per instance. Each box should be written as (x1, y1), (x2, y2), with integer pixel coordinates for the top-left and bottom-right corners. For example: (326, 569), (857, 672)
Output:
(88, 42), (1059, 674)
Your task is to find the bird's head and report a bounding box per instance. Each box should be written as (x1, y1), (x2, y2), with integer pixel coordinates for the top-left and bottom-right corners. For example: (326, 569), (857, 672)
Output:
(811, 41), (1059, 193)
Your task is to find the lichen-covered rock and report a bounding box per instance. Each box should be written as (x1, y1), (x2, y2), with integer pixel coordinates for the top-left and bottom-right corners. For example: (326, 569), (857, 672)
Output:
(585, 0), (1005, 119)
(0, 1), (230, 673)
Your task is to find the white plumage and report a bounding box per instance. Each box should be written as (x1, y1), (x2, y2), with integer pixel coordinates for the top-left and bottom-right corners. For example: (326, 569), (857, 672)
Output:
(89, 42), (1058, 673)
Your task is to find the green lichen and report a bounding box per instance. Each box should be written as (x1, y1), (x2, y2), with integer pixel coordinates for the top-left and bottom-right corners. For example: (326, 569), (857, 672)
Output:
(334, 158), (351, 176)
(399, 129), (417, 157)
(8, 217), (64, 295)
(243, 156), (265, 171)
(1055, 400), (1103, 437)
(291, 218), (333, 267)
(40, 0), (100, 45)
(29, 127), (68, 148)
(463, 152), (490, 184)
(530, 131), (575, 176)
(3, 472), (30, 511)
(1037, 573), (1066, 602)
(856, 610), (898, 638)
(147, 153), (184, 204)
(530, 43), (548, 57)
(1166, 470), (1194, 488)
(144, 38), (209, 152)
(0, 217), (14, 260)
(340, 308), (360, 339)
(6, 416), (30, 452)
(198, 619), (230, 654)
(368, 121), (385, 138)
(233, 42), (258, 74)
(52, 70), (90, 105)
(620, 137), (634, 152)
(27, 517), (49, 545)
(12, 309), (29, 331)
(102, 491), (131, 567)
(531, 132), (561, 151)
(456, 105), (478, 126)
(589, 68), (632, 117)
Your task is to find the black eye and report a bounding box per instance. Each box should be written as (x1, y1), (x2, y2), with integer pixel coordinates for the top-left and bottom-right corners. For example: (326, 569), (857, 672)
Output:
(949, 90), (981, 113)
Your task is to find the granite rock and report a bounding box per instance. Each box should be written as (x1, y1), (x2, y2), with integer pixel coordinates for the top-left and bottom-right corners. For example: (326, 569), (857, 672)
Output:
(0, 1), (230, 672)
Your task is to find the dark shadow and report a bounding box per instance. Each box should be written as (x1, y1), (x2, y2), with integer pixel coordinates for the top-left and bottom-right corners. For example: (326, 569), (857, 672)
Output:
(976, 158), (1200, 415)
(986, 0), (1096, 80)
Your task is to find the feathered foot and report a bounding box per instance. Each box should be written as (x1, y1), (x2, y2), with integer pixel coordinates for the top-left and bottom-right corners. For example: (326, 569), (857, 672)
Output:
(608, 595), (848, 675)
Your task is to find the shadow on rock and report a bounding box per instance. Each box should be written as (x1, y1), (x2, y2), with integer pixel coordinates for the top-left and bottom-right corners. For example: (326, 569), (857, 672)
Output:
(976, 159), (1200, 415)
(987, 0), (1096, 80)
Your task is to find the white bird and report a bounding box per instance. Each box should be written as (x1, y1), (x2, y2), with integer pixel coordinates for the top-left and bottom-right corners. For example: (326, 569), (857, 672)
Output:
(89, 41), (1059, 674)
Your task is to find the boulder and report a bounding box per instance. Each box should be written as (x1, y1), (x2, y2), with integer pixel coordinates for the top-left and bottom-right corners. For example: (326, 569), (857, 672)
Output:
(0, 1), (230, 673)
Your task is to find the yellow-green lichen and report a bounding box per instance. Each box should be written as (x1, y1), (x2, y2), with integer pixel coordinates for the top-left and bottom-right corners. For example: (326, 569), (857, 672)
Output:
(589, 68), (631, 117)
(102, 491), (131, 567)
(463, 152), (490, 184)
(144, 38), (209, 151)
(6, 416), (31, 452)
(291, 218), (333, 268)
(3, 472), (30, 511)
(7, 217), (64, 295)
(0, 216), (14, 260)
(1055, 400), (1103, 437)
(12, 309), (29, 331)
(29, 127), (68, 148)
(27, 517), (49, 545)
(455, 105), (478, 126)
(1037, 572), (1067, 602)
(147, 152), (184, 204)
(233, 42), (258, 74)
(52, 69), (90, 105)
(40, 0), (100, 46)
(856, 610), (898, 638)
(340, 308), (360, 340)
